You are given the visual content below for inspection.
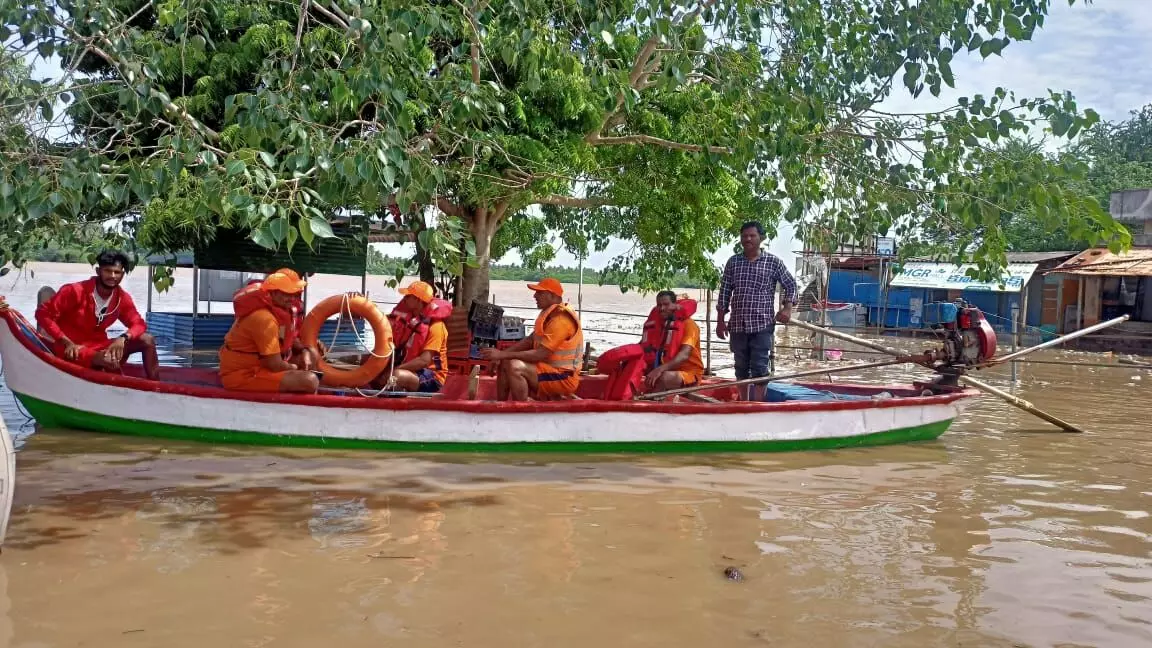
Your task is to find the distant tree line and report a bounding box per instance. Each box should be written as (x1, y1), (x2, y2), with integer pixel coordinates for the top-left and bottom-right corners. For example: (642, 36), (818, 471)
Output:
(367, 249), (706, 290)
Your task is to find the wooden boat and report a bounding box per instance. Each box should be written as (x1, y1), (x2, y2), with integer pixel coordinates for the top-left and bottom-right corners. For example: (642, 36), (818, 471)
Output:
(0, 307), (976, 453)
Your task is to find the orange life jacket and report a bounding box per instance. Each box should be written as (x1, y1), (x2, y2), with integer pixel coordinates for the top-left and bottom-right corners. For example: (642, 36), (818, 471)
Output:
(388, 298), (453, 363)
(231, 280), (302, 359)
(641, 298), (698, 369)
(533, 303), (583, 373)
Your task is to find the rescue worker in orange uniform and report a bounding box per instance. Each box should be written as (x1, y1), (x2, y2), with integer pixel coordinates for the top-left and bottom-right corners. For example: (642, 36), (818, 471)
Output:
(640, 290), (705, 393)
(371, 280), (451, 393)
(218, 268), (320, 394)
(481, 278), (584, 401)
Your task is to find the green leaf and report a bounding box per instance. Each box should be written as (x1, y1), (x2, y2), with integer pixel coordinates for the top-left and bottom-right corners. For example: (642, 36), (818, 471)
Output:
(299, 215), (315, 247)
(259, 151), (276, 168)
(286, 225), (299, 253)
(308, 217), (336, 239)
(1003, 14), (1024, 39)
(226, 159), (247, 176)
(600, 30), (614, 46)
(269, 216), (288, 242)
(902, 62), (921, 94)
(251, 225), (277, 250)
(259, 203), (275, 219)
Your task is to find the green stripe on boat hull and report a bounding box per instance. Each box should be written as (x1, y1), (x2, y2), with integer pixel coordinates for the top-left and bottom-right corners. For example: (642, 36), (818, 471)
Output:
(15, 394), (954, 454)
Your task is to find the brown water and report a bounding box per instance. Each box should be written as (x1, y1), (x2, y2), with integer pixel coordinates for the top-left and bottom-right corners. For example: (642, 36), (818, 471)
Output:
(0, 263), (1151, 647)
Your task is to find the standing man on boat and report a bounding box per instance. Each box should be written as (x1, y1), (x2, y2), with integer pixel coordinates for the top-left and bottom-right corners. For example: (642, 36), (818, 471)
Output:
(218, 268), (319, 394)
(716, 221), (798, 400)
(641, 291), (705, 393)
(481, 278), (584, 401)
(370, 280), (451, 393)
(35, 249), (161, 380)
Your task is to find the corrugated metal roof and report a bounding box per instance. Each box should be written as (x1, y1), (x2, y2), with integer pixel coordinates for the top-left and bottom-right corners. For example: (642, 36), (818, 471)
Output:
(1047, 248), (1152, 276)
(1005, 251), (1079, 263)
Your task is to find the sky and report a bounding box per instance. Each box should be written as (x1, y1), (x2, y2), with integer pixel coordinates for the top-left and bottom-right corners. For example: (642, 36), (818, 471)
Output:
(30, 0), (1152, 272)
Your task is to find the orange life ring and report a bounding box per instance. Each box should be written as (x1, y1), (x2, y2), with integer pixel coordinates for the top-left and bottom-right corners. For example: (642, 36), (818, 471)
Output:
(300, 293), (394, 388)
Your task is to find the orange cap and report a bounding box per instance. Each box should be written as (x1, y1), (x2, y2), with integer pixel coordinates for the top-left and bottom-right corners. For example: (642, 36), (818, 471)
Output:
(527, 277), (564, 297)
(261, 268), (306, 294)
(398, 280), (435, 304)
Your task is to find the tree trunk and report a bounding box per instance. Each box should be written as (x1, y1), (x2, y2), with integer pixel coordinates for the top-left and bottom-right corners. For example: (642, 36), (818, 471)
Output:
(457, 207), (495, 310)
(415, 235), (435, 284)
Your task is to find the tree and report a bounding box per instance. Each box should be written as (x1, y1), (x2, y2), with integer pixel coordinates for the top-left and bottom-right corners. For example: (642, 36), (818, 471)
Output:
(898, 137), (1129, 256)
(0, 0), (1132, 312)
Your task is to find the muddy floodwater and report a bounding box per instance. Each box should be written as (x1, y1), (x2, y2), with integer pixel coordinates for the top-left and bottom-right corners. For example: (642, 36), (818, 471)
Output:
(0, 263), (1150, 647)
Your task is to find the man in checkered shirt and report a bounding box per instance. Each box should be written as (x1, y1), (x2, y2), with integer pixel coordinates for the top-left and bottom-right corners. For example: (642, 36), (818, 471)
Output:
(716, 221), (798, 400)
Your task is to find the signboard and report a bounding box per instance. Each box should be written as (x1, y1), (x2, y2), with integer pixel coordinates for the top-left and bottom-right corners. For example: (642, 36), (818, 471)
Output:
(876, 237), (896, 257)
(889, 262), (1038, 293)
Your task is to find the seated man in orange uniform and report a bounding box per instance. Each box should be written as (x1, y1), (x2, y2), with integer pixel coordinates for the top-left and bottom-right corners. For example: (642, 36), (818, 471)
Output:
(641, 291), (705, 393)
(481, 278), (584, 401)
(218, 268), (319, 394)
(35, 249), (160, 380)
(371, 280), (451, 393)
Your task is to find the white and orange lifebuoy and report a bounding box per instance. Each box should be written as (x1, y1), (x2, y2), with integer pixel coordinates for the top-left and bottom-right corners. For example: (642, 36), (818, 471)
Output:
(300, 293), (394, 388)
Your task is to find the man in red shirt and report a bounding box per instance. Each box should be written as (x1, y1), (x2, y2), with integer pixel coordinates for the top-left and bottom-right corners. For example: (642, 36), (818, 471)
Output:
(36, 250), (160, 380)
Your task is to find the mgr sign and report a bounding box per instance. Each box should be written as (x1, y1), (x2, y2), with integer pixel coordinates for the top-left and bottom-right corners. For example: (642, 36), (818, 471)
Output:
(889, 263), (1038, 293)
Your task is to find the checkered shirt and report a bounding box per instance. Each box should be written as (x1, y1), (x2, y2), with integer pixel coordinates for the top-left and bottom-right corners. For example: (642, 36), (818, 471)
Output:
(717, 252), (798, 333)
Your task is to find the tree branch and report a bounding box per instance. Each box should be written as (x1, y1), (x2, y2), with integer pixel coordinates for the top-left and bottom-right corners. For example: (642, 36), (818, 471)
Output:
(532, 195), (615, 208)
(291, 0), (312, 76)
(451, 0), (493, 86)
(311, 2), (348, 29)
(437, 197), (463, 218)
(83, 40), (221, 142)
(584, 0), (720, 152)
(584, 133), (731, 154)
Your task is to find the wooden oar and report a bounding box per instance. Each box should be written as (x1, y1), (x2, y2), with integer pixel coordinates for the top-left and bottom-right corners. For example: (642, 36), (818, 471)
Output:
(982, 315), (1129, 366)
(1118, 358), (1152, 369)
(636, 356), (925, 401)
(787, 319), (1085, 433)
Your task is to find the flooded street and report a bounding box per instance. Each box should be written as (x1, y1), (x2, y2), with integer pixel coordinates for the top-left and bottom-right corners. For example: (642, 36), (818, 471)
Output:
(0, 263), (1150, 647)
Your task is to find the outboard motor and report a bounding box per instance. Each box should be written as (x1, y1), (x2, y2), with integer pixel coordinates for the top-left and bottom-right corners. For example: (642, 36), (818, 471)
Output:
(918, 300), (999, 393)
(921, 300), (998, 366)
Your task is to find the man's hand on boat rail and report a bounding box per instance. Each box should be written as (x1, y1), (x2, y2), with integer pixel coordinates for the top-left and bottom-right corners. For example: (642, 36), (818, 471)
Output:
(105, 336), (127, 367)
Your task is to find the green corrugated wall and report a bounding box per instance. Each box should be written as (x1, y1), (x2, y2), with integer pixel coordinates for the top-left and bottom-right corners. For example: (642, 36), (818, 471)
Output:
(192, 226), (368, 277)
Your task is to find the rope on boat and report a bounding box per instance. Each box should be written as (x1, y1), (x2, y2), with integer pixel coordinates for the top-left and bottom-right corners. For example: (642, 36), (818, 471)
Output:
(323, 292), (395, 398)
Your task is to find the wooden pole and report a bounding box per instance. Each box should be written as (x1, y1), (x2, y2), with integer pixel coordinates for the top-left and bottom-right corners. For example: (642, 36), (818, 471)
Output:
(988, 315), (1129, 365)
(1076, 277), (1085, 331)
(637, 357), (919, 401)
(705, 288), (713, 375)
(191, 265), (199, 318)
(1017, 285), (1030, 347)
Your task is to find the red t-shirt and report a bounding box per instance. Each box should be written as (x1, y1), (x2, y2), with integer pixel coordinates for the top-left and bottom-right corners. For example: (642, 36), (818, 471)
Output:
(36, 277), (147, 351)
